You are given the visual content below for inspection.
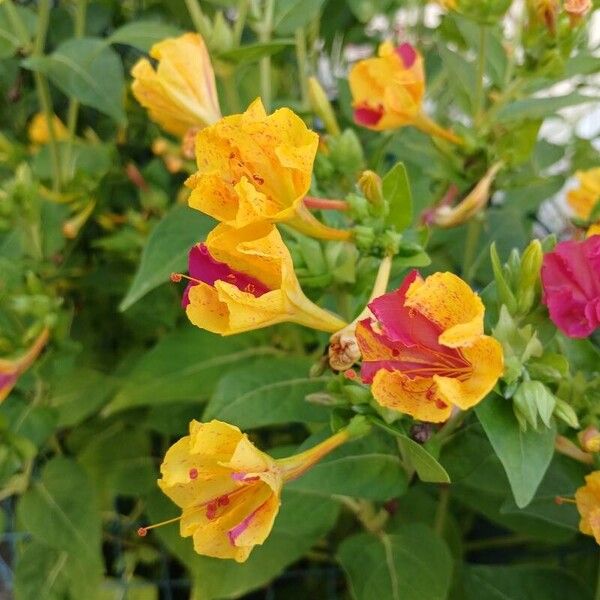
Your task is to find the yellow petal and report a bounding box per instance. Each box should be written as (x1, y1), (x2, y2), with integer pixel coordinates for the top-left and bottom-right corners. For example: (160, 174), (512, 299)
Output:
(405, 272), (485, 347)
(131, 33), (221, 137)
(434, 336), (504, 410)
(371, 370), (452, 423)
(28, 113), (69, 145)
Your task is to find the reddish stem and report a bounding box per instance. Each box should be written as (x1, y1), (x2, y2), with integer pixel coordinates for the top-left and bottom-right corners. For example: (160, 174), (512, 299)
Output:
(304, 196), (349, 211)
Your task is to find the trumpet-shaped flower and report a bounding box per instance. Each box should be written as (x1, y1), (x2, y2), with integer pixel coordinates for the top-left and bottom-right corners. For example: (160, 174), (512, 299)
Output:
(131, 33), (221, 138)
(568, 168), (600, 222)
(28, 113), (69, 146)
(575, 471), (600, 544)
(541, 236), (600, 338)
(154, 419), (361, 562)
(356, 271), (503, 422)
(0, 329), (49, 403)
(177, 222), (347, 335)
(185, 98), (349, 240)
(348, 41), (461, 144)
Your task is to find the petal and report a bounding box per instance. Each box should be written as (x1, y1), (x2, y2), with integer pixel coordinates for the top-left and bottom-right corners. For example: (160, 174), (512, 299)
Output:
(405, 272), (485, 347)
(186, 281), (231, 335)
(186, 171), (239, 223)
(221, 434), (276, 478)
(370, 370), (452, 423)
(433, 336), (504, 410)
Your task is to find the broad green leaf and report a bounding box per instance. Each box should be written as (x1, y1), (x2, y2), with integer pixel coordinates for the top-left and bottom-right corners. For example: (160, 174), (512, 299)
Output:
(145, 488), (339, 600)
(17, 458), (103, 585)
(204, 357), (330, 427)
(338, 525), (453, 600)
(22, 38), (126, 124)
(383, 162), (413, 231)
(463, 565), (593, 600)
(109, 20), (182, 52)
(120, 205), (214, 311)
(217, 40), (294, 65)
(289, 432), (407, 500)
(106, 329), (276, 415)
(273, 0), (327, 35)
(371, 419), (450, 483)
(476, 395), (555, 508)
(438, 44), (476, 114)
(497, 93), (599, 123)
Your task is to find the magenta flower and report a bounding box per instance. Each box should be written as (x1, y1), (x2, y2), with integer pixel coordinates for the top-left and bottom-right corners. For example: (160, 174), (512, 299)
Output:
(541, 235), (600, 338)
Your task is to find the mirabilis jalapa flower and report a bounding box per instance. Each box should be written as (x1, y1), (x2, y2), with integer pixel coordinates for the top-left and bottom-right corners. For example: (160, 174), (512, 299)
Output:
(131, 33), (221, 139)
(575, 471), (600, 544)
(567, 167), (600, 237)
(541, 235), (600, 338)
(356, 271), (504, 422)
(0, 329), (49, 403)
(348, 41), (461, 144)
(174, 221), (347, 335)
(142, 417), (369, 562)
(185, 98), (349, 241)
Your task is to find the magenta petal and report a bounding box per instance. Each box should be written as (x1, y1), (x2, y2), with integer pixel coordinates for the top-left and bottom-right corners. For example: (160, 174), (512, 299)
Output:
(541, 236), (600, 338)
(0, 372), (17, 389)
(396, 42), (417, 68)
(354, 105), (384, 127)
(182, 243), (270, 307)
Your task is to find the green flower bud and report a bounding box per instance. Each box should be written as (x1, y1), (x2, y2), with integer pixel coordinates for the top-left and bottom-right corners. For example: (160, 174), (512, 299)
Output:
(554, 397), (580, 429)
(308, 76), (340, 136)
(516, 240), (543, 314)
(513, 380), (556, 430)
(328, 130), (365, 177)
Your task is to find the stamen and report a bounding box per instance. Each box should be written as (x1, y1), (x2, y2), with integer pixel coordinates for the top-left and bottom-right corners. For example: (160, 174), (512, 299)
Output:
(137, 514), (182, 536)
(171, 272), (202, 284)
(555, 496), (577, 505)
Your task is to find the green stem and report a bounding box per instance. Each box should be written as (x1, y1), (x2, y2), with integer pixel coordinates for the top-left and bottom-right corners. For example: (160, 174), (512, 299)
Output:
(295, 28), (309, 109)
(233, 0), (249, 45)
(64, 0), (87, 171)
(475, 25), (487, 127)
(3, 0), (31, 49)
(434, 485), (450, 536)
(33, 0), (61, 192)
(462, 216), (483, 283)
(464, 534), (532, 552)
(258, 0), (275, 110)
(184, 0), (211, 39)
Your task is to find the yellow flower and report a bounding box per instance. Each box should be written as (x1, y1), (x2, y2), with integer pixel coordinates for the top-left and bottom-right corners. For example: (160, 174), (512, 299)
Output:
(185, 98), (349, 240)
(131, 33), (221, 138)
(348, 41), (461, 144)
(176, 222), (347, 335)
(0, 329), (49, 403)
(153, 419), (358, 562)
(28, 113), (69, 146)
(568, 168), (600, 221)
(356, 271), (503, 422)
(575, 471), (600, 544)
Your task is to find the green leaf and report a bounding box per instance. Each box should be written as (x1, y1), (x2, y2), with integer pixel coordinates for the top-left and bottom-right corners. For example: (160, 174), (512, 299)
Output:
(289, 432), (407, 500)
(17, 458), (103, 588)
(0, 5), (36, 58)
(119, 205), (214, 311)
(476, 394), (555, 508)
(105, 329), (275, 415)
(438, 44), (476, 114)
(22, 38), (126, 124)
(463, 565), (593, 600)
(145, 488), (339, 600)
(217, 40), (294, 65)
(383, 162), (413, 231)
(204, 357), (330, 428)
(497, 93), (599, 123)
(109, 20), (182, 52)
(371, 419), (450, 483)
(273, 0), (327, 35)
(338, 525), (453, 600)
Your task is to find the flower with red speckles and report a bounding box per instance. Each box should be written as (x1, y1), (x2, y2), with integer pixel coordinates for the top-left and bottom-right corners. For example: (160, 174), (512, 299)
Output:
(355, 271), (503, 423)
(0, 329), (49, 403)
(541, 236), (600, 338)
(175, 222), (347, 335)
(348, 41), (461, 144)
(155, 419), (360, 562)
(575, 471), (600, 544)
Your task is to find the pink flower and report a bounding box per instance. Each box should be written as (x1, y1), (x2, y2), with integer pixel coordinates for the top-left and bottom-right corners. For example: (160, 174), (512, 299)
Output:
(541, 235), (600, 338)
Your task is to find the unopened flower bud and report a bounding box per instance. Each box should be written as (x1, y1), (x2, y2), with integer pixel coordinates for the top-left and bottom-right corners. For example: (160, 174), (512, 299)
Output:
(564, 0), (591, 26)
(329, 329), (362, 371)
(358, 170), (384, 208)
(516, 239), (543, 314)
(62, 201), (96, 239)
(579, 426), (600, 453)
(308, 76), (341, 137)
